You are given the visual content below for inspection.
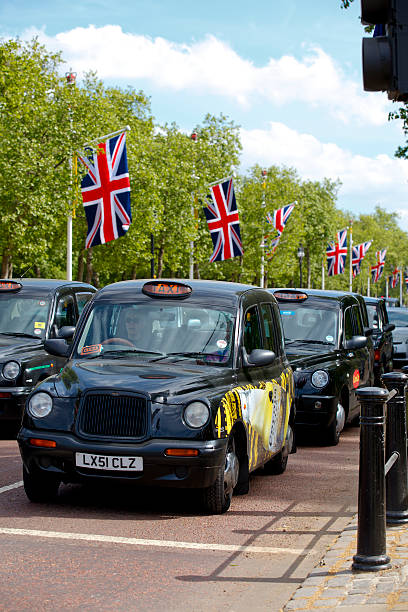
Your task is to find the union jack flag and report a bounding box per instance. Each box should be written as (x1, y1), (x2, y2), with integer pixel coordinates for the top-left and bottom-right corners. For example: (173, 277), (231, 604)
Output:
(204, 177), (243, 262)
(405, 270), (408, 292)
(265, 234), (281, 260)
(266, 202), (296, 235)
(326, 229), (347, 276)
(391, 266), (400, 289)
(78, 132), (131, 248)
(352, 241), (372, 278)
(371, 249), (387, 283)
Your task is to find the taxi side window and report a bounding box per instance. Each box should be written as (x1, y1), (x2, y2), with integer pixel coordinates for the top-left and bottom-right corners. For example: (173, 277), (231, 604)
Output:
(54, 295), (76, 333)
(343, 307), (354, 341)
(243, 306), (262, 354)
(352, 305), (364, 335)
(260, 303), (279, 354)
(76, 292), (94, 316)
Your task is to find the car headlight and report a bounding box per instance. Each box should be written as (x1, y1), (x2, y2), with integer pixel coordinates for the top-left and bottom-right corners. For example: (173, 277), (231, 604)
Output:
(183, 401), (210, 429)
(311, 370), (329, 389)
(28, 392), (53, 418)
(2, 360), (20, 381)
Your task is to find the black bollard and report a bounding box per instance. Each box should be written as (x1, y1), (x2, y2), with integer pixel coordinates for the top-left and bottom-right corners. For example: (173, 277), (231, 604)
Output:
(381, 372), (408, 525)
(352, 386), (391, 572)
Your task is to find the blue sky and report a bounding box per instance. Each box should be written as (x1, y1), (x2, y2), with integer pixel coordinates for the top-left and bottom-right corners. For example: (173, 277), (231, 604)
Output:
(2, 0), (408, 227)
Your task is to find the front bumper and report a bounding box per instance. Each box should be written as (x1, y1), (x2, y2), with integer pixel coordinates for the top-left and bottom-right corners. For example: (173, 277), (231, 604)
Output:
(0, 387), (28, 421)
(18, 429), (228, 489)
(295, 393), (337, 428)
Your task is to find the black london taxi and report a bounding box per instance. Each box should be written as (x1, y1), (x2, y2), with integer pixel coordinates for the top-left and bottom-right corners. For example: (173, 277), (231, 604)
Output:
(363, 296), (394, 384)
(0, 279), (96, 428)
(18, 279), (295, 514)
(271, 289), (373, 446)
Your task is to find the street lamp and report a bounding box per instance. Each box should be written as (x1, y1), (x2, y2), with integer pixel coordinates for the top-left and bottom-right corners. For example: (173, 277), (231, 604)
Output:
(297, 243), (305, 287)
(260, 169), (267, 288)
(65, 70), (77, 281)
(189, 131), (199, 280)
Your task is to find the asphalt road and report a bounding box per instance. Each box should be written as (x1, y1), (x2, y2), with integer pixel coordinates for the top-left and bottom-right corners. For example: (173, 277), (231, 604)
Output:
(0, 427), (360, 612)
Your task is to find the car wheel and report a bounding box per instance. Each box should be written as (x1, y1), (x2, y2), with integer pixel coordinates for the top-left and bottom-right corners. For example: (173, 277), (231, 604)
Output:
(324, 401), (345, 446)
(203, 436), (239, 514)
(23, 466), (60, 503)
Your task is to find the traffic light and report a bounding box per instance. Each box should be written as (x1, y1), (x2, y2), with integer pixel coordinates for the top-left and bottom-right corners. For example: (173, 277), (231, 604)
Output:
(361, 0), (408, 100)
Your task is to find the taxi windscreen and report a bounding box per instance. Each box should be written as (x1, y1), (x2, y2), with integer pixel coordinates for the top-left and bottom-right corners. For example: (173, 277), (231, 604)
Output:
(76, 302), (235, 365)
(279, 303), (339, 346)
(0, 294), (51, 339)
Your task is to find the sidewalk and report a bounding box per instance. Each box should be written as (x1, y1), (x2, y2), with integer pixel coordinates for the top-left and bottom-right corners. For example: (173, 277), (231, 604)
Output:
(282, 517), (408, 611)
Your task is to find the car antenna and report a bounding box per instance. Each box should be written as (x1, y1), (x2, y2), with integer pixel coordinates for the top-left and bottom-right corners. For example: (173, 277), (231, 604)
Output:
(18, 265), (34, 280)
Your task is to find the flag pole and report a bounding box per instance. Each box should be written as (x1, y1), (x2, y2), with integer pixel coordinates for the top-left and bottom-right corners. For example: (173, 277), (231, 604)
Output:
(349, 225), (353, 292)
(400, 265), (403, 306)
(367, 271), (370, 297)
(322, 257), (325, 290)
(208, 175), (233, 188)
(260, 170), (267, 288)
(83, 125), (131, 148)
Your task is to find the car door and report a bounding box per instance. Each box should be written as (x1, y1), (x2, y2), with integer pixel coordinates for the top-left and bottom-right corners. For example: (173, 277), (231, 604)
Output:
(343, 305), (369, 418)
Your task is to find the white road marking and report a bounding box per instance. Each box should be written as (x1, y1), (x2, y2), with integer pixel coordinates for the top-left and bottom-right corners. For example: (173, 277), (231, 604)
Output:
(0, 527), (306, 555)
(0, 481), (23, 495)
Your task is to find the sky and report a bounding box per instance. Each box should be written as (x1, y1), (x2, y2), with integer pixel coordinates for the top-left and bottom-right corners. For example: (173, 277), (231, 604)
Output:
(2, 0), (408, 229)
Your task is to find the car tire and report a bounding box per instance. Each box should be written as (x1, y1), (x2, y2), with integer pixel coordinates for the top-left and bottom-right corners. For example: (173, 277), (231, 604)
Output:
(263, 450), (288, 475)
(203, 437), (239, 514)
(23, 466), (60, 503)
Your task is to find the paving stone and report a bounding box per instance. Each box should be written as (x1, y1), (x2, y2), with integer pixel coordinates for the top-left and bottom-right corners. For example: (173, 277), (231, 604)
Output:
(292, 586), (318, 598)
(375, 581), (398, 593)
(337, 593), (367, 605)
(283, 600), (309, 610)
(325, 576), (352, 587)
(322, 587), (349, 598)
(366, 594), (389, 603)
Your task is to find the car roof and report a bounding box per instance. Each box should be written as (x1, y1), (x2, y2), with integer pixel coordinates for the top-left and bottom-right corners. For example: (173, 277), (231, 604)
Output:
(363, 296), (384, 305)
(3, 278), (96, 292)
(95, 279), (261, 304)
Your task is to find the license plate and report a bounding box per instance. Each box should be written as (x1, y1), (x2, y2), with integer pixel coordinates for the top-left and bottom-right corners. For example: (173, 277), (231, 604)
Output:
(75, 452), (143, 471)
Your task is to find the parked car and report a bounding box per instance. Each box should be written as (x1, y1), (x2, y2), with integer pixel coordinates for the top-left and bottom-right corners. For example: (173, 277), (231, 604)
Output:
(387, 306), (408, 367)
(0, 278), (96, 428)
(18, 279), (296, 514)
(271, 288), (373, 446)
(363, 296), (395, 384)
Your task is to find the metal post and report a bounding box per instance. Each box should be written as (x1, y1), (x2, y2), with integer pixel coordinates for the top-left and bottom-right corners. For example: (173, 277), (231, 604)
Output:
(381, 372), (408, 524)
(352, 386), (391, 572)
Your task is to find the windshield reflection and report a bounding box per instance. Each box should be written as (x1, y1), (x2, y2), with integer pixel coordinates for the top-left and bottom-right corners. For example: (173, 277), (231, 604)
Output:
(76, 302), (235, 365)
(279, 304), (338, 346)
(0, 295), (50, 339)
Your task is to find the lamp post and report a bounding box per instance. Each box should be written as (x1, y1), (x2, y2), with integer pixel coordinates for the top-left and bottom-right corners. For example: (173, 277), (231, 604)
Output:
(297, 243), (305, 288)
(65, 70), (77, 281)
(190, 131), (198, 280)
(260, 169), (267, 288)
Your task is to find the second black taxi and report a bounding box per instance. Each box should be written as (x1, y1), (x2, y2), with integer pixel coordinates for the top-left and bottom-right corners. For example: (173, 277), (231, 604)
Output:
(271, 289), (373, 445)
(18, 279), (295, 514)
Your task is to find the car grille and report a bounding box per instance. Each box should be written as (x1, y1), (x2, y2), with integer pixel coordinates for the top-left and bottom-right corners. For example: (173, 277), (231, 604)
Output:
(78, 392), (148, 438)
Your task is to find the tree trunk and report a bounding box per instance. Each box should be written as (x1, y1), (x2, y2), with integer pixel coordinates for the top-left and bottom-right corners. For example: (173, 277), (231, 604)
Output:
(1, 253), (11, 278)
(131, 265), (137, 280)
(86, 248), (93, 284)
(306, 246), (311, 288)
(157, 244), (164, 279)
(77, 249), (85, 282)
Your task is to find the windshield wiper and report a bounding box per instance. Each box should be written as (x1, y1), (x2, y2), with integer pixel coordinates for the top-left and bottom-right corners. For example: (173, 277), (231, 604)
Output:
(149, 351), (203, 362)
(285, 338), (333, 345)
(0, 332), (38, 339)
(101, 348), (165, 357)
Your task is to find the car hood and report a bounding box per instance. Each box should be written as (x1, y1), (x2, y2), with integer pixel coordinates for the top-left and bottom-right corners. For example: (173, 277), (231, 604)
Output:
(0, 334), (42, 358)
(53, 358), (227, 402)
(285, 345), (338, 370)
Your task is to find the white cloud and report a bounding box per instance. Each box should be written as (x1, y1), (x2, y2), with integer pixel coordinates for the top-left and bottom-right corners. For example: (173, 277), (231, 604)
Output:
(240, 122), (408, 228)
(22, 24), (391, 125)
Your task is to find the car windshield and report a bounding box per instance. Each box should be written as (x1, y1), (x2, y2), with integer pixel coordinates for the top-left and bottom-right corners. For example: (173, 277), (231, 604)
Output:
(75, 302), (235, 366)
(388, 309), (408, 327)
(279, 304), (338, 346)
(0, 294), (51, 339)
(366, 304), (381, 330)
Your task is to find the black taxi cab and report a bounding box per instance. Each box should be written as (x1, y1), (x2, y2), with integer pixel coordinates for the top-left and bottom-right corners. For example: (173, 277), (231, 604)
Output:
(0, 279), (96, 427)
(271, 289), (373, 446)
(18, 279), (295, 514)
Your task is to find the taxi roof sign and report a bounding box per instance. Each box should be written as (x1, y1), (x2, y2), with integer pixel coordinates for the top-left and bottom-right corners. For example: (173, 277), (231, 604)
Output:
(274, 291), (308, 302)
(142, 281), (192, 298)
(0, 281), (22, 292)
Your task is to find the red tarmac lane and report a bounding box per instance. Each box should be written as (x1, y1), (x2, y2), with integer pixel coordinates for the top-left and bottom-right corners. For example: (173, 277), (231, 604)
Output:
(0, 427), (360, 612)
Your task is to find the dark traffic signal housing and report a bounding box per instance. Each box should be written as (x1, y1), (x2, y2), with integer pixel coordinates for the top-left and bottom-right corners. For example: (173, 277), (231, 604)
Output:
(361, 0), (408, 101)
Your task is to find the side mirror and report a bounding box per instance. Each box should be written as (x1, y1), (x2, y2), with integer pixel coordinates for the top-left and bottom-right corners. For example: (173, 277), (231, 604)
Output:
(344, 335), (367, 351)
(364, 326), (374, 337)
(44, 339), (71, 358)
(384, 323), (395, 333)
(57, 325), (76, 340)
(242, 347), (276, 367)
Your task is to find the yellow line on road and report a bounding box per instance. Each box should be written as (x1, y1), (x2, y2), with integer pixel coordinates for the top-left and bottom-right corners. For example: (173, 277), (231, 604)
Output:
(0, 527), (307, 555)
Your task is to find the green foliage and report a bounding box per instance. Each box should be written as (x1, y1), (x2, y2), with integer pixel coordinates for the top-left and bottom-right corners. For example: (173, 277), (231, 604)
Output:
(1, 35), (408, 299)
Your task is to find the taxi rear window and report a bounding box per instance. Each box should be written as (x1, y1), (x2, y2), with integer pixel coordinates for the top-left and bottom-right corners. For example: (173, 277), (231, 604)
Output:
(279, 303), (339, 346)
